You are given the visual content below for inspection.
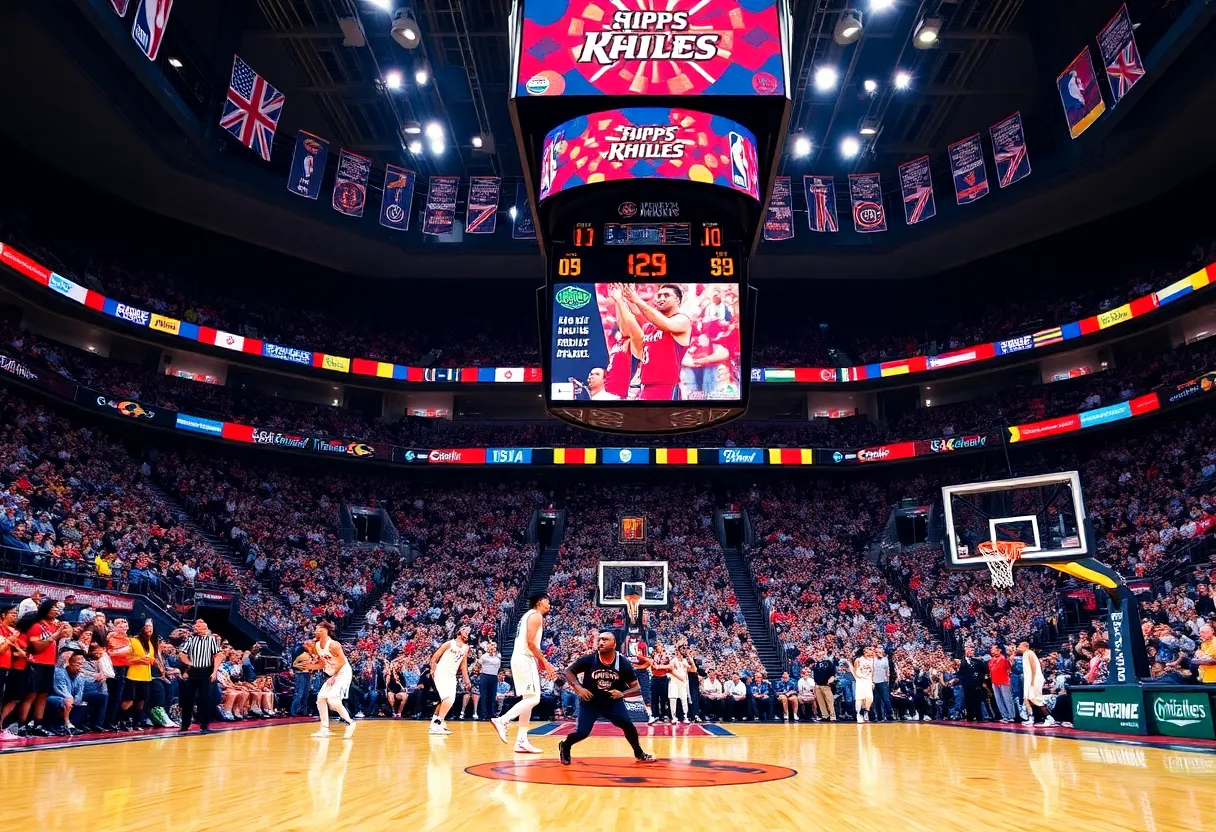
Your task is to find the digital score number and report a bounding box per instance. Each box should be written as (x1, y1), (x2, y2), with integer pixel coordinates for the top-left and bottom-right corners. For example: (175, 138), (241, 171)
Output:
(556, 254), (582, 276)
(627, 251), (667, 278)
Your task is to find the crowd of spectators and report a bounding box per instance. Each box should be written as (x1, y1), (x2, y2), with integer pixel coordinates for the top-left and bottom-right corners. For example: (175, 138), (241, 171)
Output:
(4, 207), (1213, 374)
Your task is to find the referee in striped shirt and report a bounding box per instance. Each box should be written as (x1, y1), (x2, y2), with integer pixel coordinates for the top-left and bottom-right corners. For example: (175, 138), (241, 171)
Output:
(178, 619), (223, 734)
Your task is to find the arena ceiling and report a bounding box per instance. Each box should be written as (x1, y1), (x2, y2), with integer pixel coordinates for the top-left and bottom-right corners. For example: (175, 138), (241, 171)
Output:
(1, 0), (1214, 280)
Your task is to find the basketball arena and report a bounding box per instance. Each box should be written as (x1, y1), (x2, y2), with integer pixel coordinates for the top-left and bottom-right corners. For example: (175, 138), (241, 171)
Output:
(1, 1), (1216, 830)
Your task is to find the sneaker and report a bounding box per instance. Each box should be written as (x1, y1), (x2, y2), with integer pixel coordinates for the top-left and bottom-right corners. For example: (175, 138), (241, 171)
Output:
(0, 727), (19, 742)
(857, 714), (864, 723)
(514, 740), (542, 754)
(922, 716), (932, 722)
(1042, 716), (1057, 727)
(683, 718), (691, 724)
(793, 715), (799, 722)
(1021, 719), (1035, 727)
(647, 715), (658, 724)
(558, 739), (571, 766)
(312, 728), (335, 738)
(355, 712), (365, 719)
(489, 717), (509, 744)
(472, 715), (480, 721)
(636, 753), (657, 764)
(1060, 721), (1073, 728)
(428, 724), (448, 736)
(344, 721), (357, 739)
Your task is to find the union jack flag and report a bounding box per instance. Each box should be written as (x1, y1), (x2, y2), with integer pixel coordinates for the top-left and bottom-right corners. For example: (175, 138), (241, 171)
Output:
(1105, 40), (1145, 102)
(220, 56), (284, 162)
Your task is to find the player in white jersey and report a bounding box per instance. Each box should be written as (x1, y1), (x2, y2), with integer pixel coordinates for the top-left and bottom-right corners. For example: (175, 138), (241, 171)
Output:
(428, 625), (473, 735)
(491, 593), (555, 753)
(309, 622), (356, 739)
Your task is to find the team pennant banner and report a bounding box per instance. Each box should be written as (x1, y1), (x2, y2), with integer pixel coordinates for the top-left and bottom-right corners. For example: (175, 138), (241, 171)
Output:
(947, 134), (989, 205)
(1057, 47), (1107, 139)
(1098, 4), (1145, 105)
(465, 176), (501, 235)
(331, 149), (371, 218)
(763, 177), (794, 241)
(131, 0), (173, 60)
(287, 131), (328, 200)
(990, 112), (1031, 188)
(897, 156), (936, 226)
(422, 176), (460, 236)
(804, 175), (838, 233)
(848, 173), (887, 234)
(380, 165), (416, 231)
(512, 183), (536, 240)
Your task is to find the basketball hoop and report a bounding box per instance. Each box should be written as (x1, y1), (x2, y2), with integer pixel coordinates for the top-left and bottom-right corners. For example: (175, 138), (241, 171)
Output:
(624, 592), (642, 623)
(976, 540), (1026, 589)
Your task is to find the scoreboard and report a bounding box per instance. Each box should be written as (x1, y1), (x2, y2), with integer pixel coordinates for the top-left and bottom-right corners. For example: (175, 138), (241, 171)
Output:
(508, 0), (792, 433)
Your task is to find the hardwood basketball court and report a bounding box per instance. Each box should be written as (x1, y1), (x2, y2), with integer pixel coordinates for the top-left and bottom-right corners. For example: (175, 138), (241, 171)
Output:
(4, 720), (1210, 831)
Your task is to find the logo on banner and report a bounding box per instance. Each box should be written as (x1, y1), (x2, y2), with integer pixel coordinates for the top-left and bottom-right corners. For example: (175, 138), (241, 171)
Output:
(1099, 5), (1145, 104)
(263, 343), (312, 365)
(1058, 48), (1107, 139)
(288, 132), (328, 200)
(489, 449), (532, 464)
(0, 355), (38, 382)
(858, 447), (890, 462)
(729, 131), (751, 190)
(556, 285), (593, 310)
(99, 398), (155, 420)
(113, 303), (150, 326)
(131, 0), (175, 61)
(849, 174), (886, 233)
(996, 335), (1033, 355)
(640, 202), (679, 218)
(576, 12), (721, 66)
(854, 202), (884, 230)
(929, 435), (988, 453)
(252, 429), (309, 449)
(381, 165), (416, 231)
(618, 202), (639, 218)
(1154, 696), (1207, 728)
(720, 448), (762, 464)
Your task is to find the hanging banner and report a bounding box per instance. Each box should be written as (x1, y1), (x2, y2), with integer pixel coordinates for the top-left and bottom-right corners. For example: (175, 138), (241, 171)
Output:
(287, 131), (328, 200)
(1057, 48), (1107, 139)
(422, 176), (460, 236)
(990, 112), (1031, 188)
(763, 176), (794, 241)
(465, 176), (501, 234)
(898, 156), (936, 226)
(131, 0), (174, 61)
(947, 134), (989, 205)
(848, 173), (886, 234)
(1098, 4), (1145, 105)
(331, 149), (371, 218)
(804, 175), (838, 233)
(512, 183), (536, 240)
(380, 165), (416, 231)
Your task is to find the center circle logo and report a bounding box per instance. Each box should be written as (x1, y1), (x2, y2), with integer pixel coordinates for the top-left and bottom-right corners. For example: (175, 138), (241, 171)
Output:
(466, 757), (797, 789)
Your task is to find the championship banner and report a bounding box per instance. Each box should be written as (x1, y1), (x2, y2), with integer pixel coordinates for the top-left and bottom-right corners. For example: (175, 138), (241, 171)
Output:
(287, 131), (328, 200)
(804, 175), (838, 233)
(763, 176), (794, 241)
(897, 156), (936, 225)
(990, 112), (1031, 188)
(131, 0), (173, 61)
(331, 149), (371, 218)
(538, 109), (759, 203)
(1057, 47), (1106, 139)
(515, 0), (785, 98)
(947, 134), (989, 205)
(1098, 4), (1145, 105)
(465, 176), (501, 234)
(380, 164), (416, 231)
(848, 173), (886, 234)
(512, 182), (537, 240)
(422, 176), (460, 236)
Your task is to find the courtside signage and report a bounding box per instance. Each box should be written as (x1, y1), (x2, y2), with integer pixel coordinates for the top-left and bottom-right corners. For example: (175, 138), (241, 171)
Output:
(1148, 691), (1215, 740)
(1072, 687), (1147, 734)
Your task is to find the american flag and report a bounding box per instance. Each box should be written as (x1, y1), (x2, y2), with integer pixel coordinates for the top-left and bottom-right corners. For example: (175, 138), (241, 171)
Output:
(1106, 40), (1145, 102)
(219, 56), (284, 162)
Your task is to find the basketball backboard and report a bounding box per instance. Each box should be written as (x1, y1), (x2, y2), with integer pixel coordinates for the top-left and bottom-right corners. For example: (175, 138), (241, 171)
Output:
(942, 471), (1090, 571)
(597, 561), (669, 608)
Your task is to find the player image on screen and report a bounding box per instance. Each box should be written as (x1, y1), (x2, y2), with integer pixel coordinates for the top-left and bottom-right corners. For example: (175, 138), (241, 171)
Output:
(552, 282), (741, 402)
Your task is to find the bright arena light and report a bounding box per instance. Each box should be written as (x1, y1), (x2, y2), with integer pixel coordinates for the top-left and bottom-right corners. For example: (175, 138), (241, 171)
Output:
(384, 70), (403, 90)
(792, 135), (812, 157)
(894, 70), (912, 90)
(841, 136), (861, 158)
(424, 121), (444, 139)
(814, 67), (839, 92)
(864, 78), (878, 93)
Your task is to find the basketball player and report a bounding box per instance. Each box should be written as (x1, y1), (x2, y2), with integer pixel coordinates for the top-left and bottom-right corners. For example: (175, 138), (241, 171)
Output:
(491, 593), (555, 753)
(853, 646), (875, 724)
(309, 622), (356, 739)
(1017, 642), (1056, 727)
(604, 285), (641, 399)
(621, 283), (691, 401)
(428, 625), (472, 735)
(557, 632), (656, 765)
(616, 610), (655, 723)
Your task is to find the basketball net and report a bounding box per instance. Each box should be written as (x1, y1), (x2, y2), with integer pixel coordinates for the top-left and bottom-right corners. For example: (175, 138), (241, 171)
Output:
(624, 592), (642, 624)
(976, 540), (1026, 589)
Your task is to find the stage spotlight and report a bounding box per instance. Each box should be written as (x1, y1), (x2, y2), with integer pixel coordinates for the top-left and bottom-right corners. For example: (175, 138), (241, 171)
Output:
(841, 136), (861, 158)
(384, 70), (403, 90)
(814, 66), (839, 91)
(792, 134), (812, 157)
(863, 78), (878, 94)
(894, 70), (912, 89)
(914, 17), (942, 48)
(391, 10), (421, 49)
(834, 11), (864, 45)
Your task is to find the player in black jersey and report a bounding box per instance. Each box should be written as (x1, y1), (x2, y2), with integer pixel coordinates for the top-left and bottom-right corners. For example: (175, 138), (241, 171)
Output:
(558, 632), (656, 765)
